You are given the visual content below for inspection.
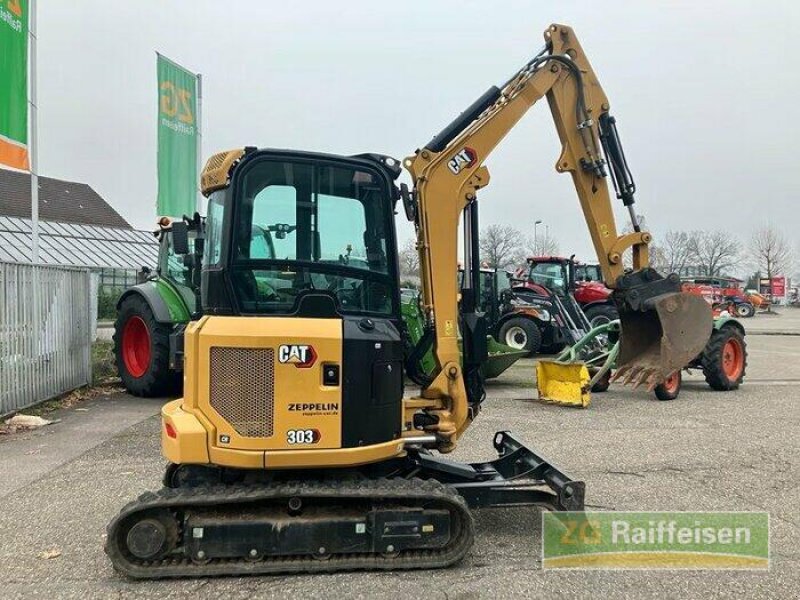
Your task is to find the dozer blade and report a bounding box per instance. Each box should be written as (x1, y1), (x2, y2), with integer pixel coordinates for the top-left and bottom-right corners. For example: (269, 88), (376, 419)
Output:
(613, 291), (712, 388)
(536, 360), (591, 408)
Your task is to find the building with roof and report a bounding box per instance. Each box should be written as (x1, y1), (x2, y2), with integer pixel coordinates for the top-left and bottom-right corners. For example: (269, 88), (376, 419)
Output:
(677, 265), (740, 280)
(0, 168), (158, 293)
(0, 167), (131, 228)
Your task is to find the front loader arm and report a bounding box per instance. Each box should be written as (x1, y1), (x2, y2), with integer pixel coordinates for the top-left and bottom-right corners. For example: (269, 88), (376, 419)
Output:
(405, 24), (711, 450)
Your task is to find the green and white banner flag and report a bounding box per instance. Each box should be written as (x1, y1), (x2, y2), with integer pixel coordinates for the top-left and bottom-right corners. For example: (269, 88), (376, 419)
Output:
(0, 0), (29, 170)
(157, 53), (198, 217)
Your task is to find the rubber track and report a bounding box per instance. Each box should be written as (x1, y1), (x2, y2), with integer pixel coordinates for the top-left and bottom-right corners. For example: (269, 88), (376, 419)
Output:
(105, 478), (474, 579)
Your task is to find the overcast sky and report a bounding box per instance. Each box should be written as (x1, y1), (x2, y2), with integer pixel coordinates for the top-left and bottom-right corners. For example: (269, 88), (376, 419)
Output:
(35, 0), (799, 265)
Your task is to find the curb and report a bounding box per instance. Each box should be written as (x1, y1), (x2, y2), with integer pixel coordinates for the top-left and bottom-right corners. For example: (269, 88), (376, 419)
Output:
(745, 331), (800, 336)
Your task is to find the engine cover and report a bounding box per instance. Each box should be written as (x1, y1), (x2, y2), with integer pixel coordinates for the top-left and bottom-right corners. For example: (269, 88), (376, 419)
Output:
(180, 313), (404, 457)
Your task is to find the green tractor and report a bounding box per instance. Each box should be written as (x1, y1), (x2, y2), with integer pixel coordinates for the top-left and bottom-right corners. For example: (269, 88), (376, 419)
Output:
(113, 216), (202, 396)
(536, 313), (747, 407)
(401, 281), (527, 386)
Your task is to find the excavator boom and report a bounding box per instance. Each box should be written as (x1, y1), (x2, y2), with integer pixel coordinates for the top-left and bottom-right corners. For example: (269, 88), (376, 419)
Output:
(405, 24), (711, 420)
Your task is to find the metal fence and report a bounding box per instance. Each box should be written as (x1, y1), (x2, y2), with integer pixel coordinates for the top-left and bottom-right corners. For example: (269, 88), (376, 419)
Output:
(0, 262), (93, 416)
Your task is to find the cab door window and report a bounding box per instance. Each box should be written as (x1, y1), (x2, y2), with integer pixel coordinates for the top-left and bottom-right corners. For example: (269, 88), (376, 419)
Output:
(160, 230), (196, 311)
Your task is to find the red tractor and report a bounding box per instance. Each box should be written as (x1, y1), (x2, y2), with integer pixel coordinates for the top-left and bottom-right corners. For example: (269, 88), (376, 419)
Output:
(518, 257), (619, 327)
(681, 276), (756, 318)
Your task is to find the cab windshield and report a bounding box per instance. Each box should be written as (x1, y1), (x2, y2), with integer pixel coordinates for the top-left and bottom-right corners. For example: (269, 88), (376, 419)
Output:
(528, 262), (567, 295)
(576, 264), (602, 283)
(229, 159), (395, 315)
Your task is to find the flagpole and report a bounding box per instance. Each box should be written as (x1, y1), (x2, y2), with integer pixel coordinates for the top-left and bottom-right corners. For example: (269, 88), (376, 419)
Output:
(30, 0), (39, 264)
(29, 0), (41, 368)
(196, 72), (203, 214)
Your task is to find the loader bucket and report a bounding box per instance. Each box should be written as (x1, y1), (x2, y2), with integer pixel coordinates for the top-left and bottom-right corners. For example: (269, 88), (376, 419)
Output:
(483, 337), (528, 379)
(614, 292), (713, 388)
(536, 360), (591, 408)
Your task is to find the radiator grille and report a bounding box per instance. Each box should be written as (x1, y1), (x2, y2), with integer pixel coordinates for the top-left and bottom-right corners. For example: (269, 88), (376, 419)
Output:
(209, 347), (275, 438)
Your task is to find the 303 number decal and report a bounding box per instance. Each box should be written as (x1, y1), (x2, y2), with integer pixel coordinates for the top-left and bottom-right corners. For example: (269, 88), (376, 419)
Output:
(286, 429), (321, 445)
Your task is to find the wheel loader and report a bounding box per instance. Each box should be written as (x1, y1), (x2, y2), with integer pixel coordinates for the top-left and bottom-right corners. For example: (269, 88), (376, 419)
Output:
(106, 24), (711, 577)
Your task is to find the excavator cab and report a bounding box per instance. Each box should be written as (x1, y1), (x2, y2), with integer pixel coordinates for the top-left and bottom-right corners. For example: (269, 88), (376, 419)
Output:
(188, 149), (407, 460)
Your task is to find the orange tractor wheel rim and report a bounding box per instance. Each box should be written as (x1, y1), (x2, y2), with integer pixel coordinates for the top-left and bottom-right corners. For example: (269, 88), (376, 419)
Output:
(721, 338), (744, 379)
(662, 372), (680, 393)
(122, 316), (151, 378)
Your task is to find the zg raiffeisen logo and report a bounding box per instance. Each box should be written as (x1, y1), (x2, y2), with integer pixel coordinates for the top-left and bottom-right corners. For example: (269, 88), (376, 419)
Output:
(542, 511), (769, 570)
(159, 81), (195, 125)
(278, 344), (317, 369)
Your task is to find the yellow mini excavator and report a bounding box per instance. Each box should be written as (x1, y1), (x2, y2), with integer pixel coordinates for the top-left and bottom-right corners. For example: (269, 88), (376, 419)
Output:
(106, 24), (711, 577)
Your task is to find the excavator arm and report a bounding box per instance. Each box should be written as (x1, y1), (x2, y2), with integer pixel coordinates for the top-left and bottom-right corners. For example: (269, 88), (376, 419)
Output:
(405, 24), (712, 447)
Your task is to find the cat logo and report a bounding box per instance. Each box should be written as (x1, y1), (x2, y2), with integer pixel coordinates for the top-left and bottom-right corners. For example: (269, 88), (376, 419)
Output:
(278, 344), (317, 368)
(447, 147), (477, 174)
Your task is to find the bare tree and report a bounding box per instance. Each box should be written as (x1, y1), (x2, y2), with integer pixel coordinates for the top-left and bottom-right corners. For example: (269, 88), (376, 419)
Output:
(749, 225), (794, 303)
(686, 230), (740, 276)
(524, 230), (560, 258)
(658, 230), (694, 274)
(479, 224), (525, 270)
(647, 242), (669, 274)
(398, 237), (420, 278)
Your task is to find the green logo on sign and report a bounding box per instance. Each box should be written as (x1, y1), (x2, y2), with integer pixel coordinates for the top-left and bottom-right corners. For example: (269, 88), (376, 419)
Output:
(542, 512), (769, 569)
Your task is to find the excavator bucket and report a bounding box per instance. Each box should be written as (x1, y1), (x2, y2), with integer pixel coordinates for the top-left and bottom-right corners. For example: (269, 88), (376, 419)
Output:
(536, 360), (591, 407)
(613, 292), (713, 389)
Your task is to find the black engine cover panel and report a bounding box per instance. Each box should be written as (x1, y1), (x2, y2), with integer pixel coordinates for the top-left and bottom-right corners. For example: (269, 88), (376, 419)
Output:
(341, 317), (403, 448)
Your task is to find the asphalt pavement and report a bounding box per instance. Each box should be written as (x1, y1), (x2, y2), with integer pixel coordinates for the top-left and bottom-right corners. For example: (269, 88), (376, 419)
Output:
(1, 310), (798, 599)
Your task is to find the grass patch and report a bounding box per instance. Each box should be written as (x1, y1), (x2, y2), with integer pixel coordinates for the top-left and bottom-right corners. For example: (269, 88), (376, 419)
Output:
(93, 340), (118, 385)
